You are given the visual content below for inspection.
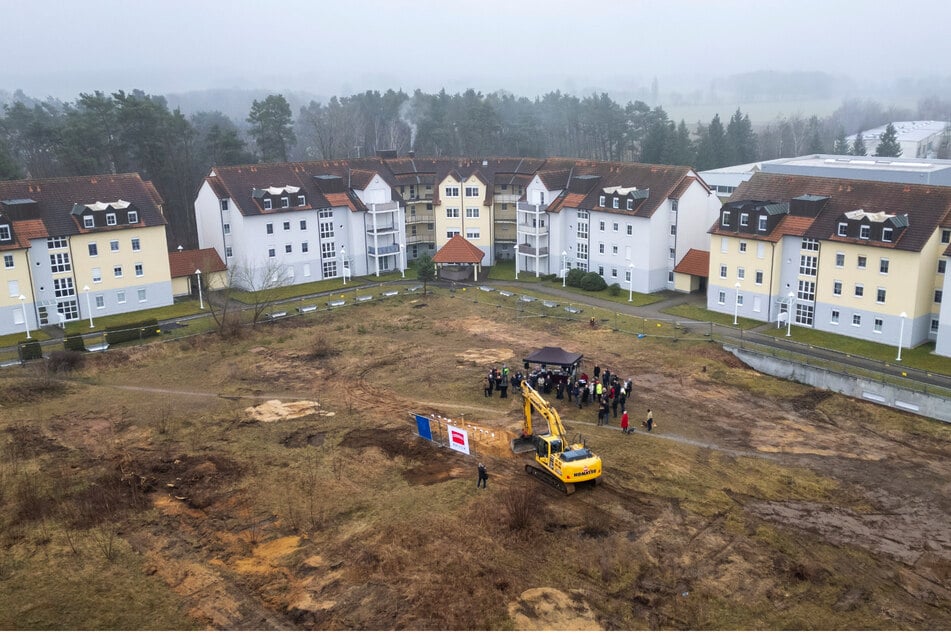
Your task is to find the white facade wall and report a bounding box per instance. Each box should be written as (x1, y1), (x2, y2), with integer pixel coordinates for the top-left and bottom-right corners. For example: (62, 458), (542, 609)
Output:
(936, 258), (951, 357)
(194, 181), (228, 264)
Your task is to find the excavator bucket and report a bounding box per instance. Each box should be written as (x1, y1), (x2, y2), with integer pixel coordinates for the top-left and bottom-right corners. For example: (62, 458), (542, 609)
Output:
(511, 435), (536, 454)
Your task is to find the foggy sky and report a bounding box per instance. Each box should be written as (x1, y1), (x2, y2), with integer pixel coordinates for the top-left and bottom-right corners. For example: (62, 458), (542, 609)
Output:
(3, 0), (951, 99)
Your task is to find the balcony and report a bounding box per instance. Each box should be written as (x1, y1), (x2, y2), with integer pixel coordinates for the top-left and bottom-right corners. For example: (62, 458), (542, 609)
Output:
(517, 244), (549, 256)
(367, 224), (398, 234)
(406, 234), (434, 245)
(406, 213), (435, 223)
(517, 223), (549, 235)
(495, 226), (517, 241)
(368, 244), (401, 255)
(495, 208), (516, 222)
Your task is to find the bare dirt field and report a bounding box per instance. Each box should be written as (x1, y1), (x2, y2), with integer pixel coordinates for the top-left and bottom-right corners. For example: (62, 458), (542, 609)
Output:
(2, 290), (951, 629)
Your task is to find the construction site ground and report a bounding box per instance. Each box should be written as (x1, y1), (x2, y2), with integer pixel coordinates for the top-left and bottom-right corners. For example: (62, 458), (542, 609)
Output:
(2, 291), (951, 629)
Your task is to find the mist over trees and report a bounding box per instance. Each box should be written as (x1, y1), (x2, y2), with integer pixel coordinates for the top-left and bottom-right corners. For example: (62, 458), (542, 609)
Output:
(2, 86), (950, 248)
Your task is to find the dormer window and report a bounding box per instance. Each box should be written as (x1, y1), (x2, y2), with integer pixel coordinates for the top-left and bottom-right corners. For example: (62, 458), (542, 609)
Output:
(0, 224), (10, 241)
(613, 197), (619, 209)
(106, 213), (117, 226)
(84, 216), (95, 229)
(297, 194), (306, 206)
(837, 222), (847, 236)
(860, 225), (870, 239)
(281, 196), (289, 208)
(263, 198), (272, 210)
(722, 210), (731, 224)
(882, 227), (893, 242)
(740, 212), (749, 226)
(626, 199), (633, 210)
(127, 210), (138, 224)
(757, 215), (767, 231)
(599, 195), (606, 207)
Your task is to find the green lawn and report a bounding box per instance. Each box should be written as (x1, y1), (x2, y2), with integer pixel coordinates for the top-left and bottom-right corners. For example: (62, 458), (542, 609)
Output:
(663, 302), (762, 330)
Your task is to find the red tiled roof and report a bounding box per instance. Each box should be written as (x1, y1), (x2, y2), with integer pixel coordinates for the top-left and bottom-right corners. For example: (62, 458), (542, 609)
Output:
(673, 249), (710, 277)
(669, 176), (705, 200)
(168, 247), (227, 279)
(432, 234), (485, 264)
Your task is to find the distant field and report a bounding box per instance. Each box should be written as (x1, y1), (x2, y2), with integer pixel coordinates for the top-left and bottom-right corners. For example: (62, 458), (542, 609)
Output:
(664, 97), (918, 127)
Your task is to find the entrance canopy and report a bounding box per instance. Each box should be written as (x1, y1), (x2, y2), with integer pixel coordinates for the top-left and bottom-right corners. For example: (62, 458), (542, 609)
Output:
(523, 346), (583, 368)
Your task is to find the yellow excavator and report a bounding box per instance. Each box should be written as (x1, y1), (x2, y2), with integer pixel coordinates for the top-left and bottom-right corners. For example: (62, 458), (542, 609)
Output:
(510, 380), (602, 494)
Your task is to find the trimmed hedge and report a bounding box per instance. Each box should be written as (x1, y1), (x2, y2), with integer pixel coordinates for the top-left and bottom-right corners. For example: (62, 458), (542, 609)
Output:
(64, 334), (87, 352)
(105, 319), (161, 345)
(580, 272), (607, 291)
(19, 340), (43, 361)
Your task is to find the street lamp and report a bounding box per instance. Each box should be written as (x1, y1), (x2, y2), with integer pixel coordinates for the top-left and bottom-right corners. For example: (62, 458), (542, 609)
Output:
(896, 311), (907, 361)
(83, 285), (94, 328)
(195, 269), (204, 309)
(627, 261), (635, 302)
(340, 246), (349, 285)
(733, 282), (741, 325)
(18, 294), (31, 339)
(399, 243), (406, 278)
(786, 292), (795, 337)
(562, 251), (568, 287)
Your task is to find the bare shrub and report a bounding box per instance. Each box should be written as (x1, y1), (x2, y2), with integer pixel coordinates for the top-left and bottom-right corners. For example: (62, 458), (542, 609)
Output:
(502, 487), (535, 531)
(307, 335), (340, 361)
(46, 350), (85, 373)
(219, 314), (244, 340)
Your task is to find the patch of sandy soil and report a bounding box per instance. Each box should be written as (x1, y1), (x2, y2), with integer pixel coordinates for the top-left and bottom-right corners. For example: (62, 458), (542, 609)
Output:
(244, 400), (334, 423)
(456, 348), (514, 366)
(508, 587), (601, 630)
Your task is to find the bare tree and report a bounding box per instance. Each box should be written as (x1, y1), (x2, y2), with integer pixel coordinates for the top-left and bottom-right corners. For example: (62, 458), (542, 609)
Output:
(230, 258), (291, 326)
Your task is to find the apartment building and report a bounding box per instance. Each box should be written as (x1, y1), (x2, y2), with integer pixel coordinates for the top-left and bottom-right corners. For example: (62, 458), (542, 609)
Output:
(708, 172), (951, 355)
(0, 174), (173, 338)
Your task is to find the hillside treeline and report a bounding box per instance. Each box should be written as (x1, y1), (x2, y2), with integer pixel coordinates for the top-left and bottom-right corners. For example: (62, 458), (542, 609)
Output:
(1, 88), (949, 248)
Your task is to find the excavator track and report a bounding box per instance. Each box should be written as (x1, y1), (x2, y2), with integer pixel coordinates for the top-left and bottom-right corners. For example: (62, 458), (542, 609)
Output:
(525, 464), (576, 495)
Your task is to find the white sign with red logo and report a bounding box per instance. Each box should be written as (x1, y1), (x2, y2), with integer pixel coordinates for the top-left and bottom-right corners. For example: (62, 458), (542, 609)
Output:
(446, 424), (470, 455)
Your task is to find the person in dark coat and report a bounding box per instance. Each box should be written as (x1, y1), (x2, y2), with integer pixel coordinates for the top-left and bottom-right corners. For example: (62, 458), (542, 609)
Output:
(477, 463), (488, 488)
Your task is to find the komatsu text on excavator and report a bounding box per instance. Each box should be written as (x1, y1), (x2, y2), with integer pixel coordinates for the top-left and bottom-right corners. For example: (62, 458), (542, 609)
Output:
(510, 380), (602, 494)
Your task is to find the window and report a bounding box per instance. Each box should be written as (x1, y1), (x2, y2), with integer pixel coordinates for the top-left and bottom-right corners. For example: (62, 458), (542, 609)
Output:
(220, 199), (229, 211)
(671, 199), (679, 212)
(737, 294), (744, 306)
(135, 263), (144, 277)
(837, 222), (848, 236)
(876, 288), (886, 303)
(801, 238), (819, 251)
(301, 242), (309, 253)
(879, 258), (889, 274)
(739, 241), (747, 253)
(426, 203), (433, 211)
(833, 281), (842, 296)
(466, 207), (480, 218)
(321, 242), (336, 259)
(626, 199), (633, 210)
(613, 222), (619, 232)
(263, 198), (272, 210)
(128, 210), (138, 224)
(95, 295), (104, 309)
(3, 254), (12, 268)
(300, 219), (307, 230)
(831, 310), (840, 324)
(8, 280), (18, 297)
(669, 248), (675, 259)
(854, 283), (864, 297)
(757, 243), (765, 259)
(860, 225), (870, 239)
(670, 225), (677, 236)
(835, 252), (845, 267)
(598, 266), (604, 276)
(798, 280), (815, 302)
(755, 270), (763, 285)
(446, 208), (460, 218)
(53, 278), (74, 298)
(283, 221), (291, 231)
(131, 238), (141, 252)
(721, 210), (731, 225)
(298, 195), (306, 206)
(114, 265), (123, 278)
(611, 268), (618, 278)
(932, 319), (940, 333)
(873, 318), (883, 333)
(446, 230), (460, 238)
(500, 204), (507, 211)
(50, 252), (71, 273)
(857, 255), (867, 269)
(466, 229), (480, 239)
(939, 260), (947, 274)
(92, 267), (101, 283)
(799, 255), (817, 276)
(627, 224), (632, 235)
(48, 237), (67, 249)
(110, 240), (119, 252)
(445, 186), (459, 197)
(268, 247), (276, 258)
(117, 290), (126, 304)
(106, 212), (116, 226)
(719, 265), (728, 278)
(737, 267), (746, 280)
(758, 215), (767, 231)
(936, 290), (944, 304)
(281, 196), (289, 209)
(613, 197), (619, 209)
(285, 244), (292, 254)
(266, 223), (274, 234)
(882, 227), (892, 242)
(600, 195), (606, 207)
(138, 288), (147, 302)
(465, 186), (479, 197)
(88, 243), (98, 257)
(720, 237), (728, 253)
(852, 314), (861, 327)
(943, 229), (951, 243)
(740, 212), (749, 226)
(612, 245), (618, 255)
(718, 291), (726, 304)
(598, 243), (605, 254)
(83, 216), (94, 229)
(225, 246), (233, 258)
(223, 223), (231, 234)
(599, 221), (605, 231)
(625, 270), (632, 282)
